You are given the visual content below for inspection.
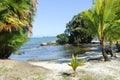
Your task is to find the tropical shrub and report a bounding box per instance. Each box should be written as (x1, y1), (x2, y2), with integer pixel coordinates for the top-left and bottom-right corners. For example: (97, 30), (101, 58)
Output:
(0, 30), (28, 59)
(57, 33), (69, 44)
(65, 13), (93, 45)
(57, 12), (93, 45)
(68, 54), (85, 77)
(0, 0), (37, 59)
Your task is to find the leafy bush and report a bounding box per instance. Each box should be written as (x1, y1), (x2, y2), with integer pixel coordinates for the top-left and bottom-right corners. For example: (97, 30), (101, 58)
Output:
(0, 0), (37, 59)
(0, 30), (28, 59)
(57, 33), (69, 44)
(65, 13), (93, 44)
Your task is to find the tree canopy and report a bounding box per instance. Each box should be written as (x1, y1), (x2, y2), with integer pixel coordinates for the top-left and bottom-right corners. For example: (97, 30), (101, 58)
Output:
(84, 0), (120, 61)
(0, 0), (37, 59)
(57, 12), (93, 45)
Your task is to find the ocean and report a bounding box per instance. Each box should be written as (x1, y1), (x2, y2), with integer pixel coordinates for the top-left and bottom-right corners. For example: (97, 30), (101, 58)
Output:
(10, 37), (86, 61)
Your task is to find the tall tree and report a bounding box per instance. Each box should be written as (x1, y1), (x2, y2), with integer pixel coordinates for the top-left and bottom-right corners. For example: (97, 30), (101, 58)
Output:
(0, 0), (37, 59)
(65, 12), (92, 45)
(105, 20), (120, 57)
(84, 0), (120, 61)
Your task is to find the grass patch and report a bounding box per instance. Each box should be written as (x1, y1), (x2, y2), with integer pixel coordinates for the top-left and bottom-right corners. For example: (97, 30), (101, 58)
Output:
(76, 69), (115, 80)
(104, 76), (114, 80)
(79, 77), (97, 80)
(12, 76), (22, 80)
(79, 75), (114, 80)
(0, 66), (15, 76)
(32, 77), (43, 80)
(33, 72), (41, 76)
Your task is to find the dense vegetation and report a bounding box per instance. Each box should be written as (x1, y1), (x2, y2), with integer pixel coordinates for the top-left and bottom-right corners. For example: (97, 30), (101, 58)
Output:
(58, 0), (120, 61)
(57, 13), (93, 45)
(84, 0), (120, 61)
(57, 33), (69, 44)
(0, 0), (37, 59)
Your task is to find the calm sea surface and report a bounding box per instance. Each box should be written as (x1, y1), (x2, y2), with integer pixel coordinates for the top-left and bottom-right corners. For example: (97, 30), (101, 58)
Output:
(10, 37), (86, 61)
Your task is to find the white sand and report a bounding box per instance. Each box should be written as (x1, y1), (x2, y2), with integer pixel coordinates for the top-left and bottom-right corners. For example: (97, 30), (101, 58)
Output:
(28, 44), (120, 80)
(29, 59), (120, 80)
(29, 61), (71, 71)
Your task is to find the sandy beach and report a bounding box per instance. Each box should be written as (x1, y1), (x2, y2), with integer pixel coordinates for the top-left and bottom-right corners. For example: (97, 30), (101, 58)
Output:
(0, 44), (120, 80)
(29, 59), (120, 80)
(1, 0), (120, 80)
(28, 44), (120, 80)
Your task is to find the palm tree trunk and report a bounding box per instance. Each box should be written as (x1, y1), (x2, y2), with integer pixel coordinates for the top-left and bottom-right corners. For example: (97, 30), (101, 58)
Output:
(109, 47), (117, 58)
(109, 41), (116, 58)
(0, 47), (12, 59)
(100, 37), (109, 61)
(73, 70), (77, 77)
(116, 41), (120, 52)
(4, 47), (12, 59)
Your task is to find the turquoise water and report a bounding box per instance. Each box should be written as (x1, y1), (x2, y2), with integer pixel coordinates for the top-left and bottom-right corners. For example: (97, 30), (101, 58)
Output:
(10, 37), (86, 61)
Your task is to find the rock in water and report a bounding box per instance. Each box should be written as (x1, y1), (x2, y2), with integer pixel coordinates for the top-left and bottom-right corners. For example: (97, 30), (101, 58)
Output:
(40, 43), (48, 46)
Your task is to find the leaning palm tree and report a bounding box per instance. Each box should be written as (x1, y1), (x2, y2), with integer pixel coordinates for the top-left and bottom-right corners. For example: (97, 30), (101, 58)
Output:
(105, 24), (120, 58)
(84, 0), (120, 61)
(0, 0), (37, 59)
(105, 0), (120, 57)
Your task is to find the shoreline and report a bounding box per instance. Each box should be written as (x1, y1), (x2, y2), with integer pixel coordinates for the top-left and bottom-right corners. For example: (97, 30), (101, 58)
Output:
(1, 43), (120, 80)
(27, 43), (120, 80)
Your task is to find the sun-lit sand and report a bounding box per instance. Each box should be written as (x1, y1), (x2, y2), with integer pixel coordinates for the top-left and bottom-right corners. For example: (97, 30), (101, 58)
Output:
(29, 59), (120, 80)
(28, 44), (120, 80)
(0, 44), (120, 80)
(29, 61), (71, 71)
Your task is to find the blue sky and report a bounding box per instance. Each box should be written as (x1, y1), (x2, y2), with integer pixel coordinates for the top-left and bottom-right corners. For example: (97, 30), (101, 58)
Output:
(32, 0), (92, 37)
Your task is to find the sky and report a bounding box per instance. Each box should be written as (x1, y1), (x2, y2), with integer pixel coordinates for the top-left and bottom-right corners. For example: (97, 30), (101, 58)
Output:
(32, 0), (93, 37)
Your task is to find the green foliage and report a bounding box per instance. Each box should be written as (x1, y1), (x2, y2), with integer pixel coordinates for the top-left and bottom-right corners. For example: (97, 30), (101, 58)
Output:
(12, 76), (22, 80)
(79, 77), (97, 80)
(0, 66), (14, 73)
(0, 30), (28, 58)
(32, 77), (43, 80)
(65, 13), (93, 44)
(68, 54), (85, 77)
(84, 0), (120, 61)
(0, 0), (32, 32)
(57, 12), (93, 45)
(0, 31), (28, 51)
(84, 0), (120, 42)
(57, 33), (69, 44)
(0, 0), (37, 58)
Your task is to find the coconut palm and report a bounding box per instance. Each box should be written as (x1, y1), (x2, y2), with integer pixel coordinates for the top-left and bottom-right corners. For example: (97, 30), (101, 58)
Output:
(84, 0), (120, 61)
(0, 0), (37, 32)
(0, 0), (37, 59)
(106, 24), (120, 58)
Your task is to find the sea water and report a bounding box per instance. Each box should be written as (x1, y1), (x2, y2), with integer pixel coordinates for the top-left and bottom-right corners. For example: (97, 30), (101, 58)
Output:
(10, 37), (86, 61)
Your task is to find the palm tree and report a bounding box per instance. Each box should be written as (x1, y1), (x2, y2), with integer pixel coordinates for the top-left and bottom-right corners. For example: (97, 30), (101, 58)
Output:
(0, 0), (37, 59)
(84, 0), (120, 61)
(0, 0), (37, 32)
(106, 25), (120, 58)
